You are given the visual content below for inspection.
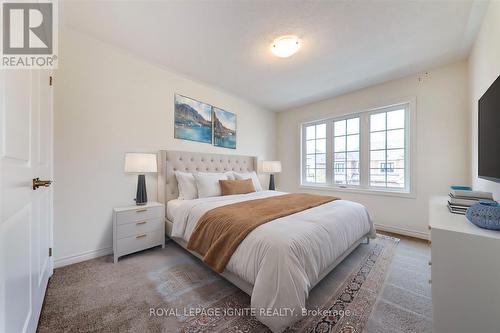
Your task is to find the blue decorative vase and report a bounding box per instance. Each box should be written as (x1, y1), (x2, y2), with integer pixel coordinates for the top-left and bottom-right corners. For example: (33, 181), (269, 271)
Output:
(466, 201), (500, 230)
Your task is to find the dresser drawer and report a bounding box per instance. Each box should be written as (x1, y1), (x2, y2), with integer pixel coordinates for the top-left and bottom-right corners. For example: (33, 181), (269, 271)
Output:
(115, 205), (163, 225)
(116, 218), (163, 239)
(116, 230), (164, 256)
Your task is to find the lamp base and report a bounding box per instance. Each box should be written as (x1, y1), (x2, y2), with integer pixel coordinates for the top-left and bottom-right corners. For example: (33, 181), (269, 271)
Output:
(268, 174), (275, 191)
(135, 174), (148, 205)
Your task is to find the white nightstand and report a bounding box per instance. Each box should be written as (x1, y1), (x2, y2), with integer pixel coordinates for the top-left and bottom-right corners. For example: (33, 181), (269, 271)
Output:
(113, 202), (165, 263)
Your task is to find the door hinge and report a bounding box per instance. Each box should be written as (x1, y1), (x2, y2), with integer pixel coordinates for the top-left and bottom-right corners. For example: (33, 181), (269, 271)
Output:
(49, 76), (53, 86)
(49, 247), (52, 257)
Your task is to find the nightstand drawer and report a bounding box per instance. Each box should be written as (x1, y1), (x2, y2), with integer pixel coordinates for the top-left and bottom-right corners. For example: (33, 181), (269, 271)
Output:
(116, 206), (163, 225)
(116, 230), (164, 256)
(116, 218), (163, 239)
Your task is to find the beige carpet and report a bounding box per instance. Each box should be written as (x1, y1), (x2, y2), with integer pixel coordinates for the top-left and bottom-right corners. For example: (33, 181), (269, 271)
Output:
(38, 234), (431, 333)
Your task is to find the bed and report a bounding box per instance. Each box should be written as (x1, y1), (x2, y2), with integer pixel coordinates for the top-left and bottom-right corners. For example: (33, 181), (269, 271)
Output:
(157, 150), (375, 332)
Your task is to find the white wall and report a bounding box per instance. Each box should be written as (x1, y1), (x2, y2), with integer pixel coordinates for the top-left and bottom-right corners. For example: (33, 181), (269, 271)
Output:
(277, 61), (469, 239)
(468, 1), (500, 200)
(54, 28), (276, 266)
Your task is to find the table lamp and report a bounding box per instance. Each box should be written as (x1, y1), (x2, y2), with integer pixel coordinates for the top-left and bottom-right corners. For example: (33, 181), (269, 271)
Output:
(262, 161), (282, 191)
(124, 153), (157, 205)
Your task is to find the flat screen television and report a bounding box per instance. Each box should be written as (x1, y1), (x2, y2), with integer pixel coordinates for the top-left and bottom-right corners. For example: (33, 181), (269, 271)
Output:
(478, 75), (500, 183)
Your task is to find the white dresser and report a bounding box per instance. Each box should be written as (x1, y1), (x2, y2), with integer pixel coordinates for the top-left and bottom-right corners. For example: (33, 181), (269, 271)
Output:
(113, 202), (165, 263)
(429, 196), (500, 333)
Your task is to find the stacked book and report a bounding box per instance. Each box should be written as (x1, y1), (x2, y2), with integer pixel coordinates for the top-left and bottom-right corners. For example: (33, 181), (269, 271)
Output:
(448, 186), (494, 215)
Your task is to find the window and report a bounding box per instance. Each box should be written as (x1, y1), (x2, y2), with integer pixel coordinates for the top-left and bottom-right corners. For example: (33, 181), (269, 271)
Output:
(370, 109), (405, 188)
(301, 102), (412, 194)
(380, 162), (395, 173)
(333, 117), (360, 185)
(304, 123), (327, 183)
(334, 162), (345, 173)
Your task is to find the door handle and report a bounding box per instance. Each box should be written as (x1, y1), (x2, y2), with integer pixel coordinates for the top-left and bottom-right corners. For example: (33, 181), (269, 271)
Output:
(33, 178), (53, 190)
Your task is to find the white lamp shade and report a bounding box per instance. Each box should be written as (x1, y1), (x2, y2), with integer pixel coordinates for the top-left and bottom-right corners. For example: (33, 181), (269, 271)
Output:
(124, 153), (157, 173)
(262, 161), (282, 173)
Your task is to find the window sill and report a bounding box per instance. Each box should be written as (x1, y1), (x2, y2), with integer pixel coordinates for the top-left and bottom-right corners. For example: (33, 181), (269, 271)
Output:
(298, 184), (416, 199)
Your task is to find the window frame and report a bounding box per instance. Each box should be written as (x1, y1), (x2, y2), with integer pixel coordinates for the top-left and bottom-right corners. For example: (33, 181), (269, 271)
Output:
(299, 99), (416, 198)
(301, 119), (332, 185)
(332, 116), (361, 187)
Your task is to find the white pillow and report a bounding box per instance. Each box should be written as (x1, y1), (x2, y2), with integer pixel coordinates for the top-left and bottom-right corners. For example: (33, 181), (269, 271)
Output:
(198, 171), (230, 179)
(193, 173), (228, 198)
(225, 171), (235, 180)
(174, 171), (198, 200)
(233, 171), (262, 191)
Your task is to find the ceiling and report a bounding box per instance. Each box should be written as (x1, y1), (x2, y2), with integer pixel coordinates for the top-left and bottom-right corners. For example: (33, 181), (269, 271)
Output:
(60, 0), (487, 111)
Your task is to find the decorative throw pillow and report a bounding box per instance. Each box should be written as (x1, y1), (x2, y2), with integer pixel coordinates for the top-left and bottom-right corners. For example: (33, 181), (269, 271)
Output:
(233, 171), (263, 191)
(219, 179), (255, 196)
(193, 172), (228, 198)
(174, 171), (198, 200)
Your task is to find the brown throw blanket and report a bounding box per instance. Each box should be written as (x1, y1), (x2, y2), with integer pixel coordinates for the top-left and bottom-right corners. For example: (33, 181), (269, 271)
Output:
(187, 193), (338, 273)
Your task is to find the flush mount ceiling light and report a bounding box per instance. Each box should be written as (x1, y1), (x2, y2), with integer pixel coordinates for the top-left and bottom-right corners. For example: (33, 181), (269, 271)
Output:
(271, 35), (300, 58)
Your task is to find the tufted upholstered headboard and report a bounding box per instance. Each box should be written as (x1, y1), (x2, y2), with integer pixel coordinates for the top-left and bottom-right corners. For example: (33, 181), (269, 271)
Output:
(157, 150), (257, 204)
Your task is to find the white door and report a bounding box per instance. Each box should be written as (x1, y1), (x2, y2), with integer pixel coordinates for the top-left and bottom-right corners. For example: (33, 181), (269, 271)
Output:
(0, 69), (54, 333)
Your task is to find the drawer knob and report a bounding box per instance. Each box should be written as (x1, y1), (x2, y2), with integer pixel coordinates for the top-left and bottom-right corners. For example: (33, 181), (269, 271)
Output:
(428, 261), (432, 266)
(428, 279), (432, 284)
(136, 221), (147, 225)
(136, 234), (147, 239)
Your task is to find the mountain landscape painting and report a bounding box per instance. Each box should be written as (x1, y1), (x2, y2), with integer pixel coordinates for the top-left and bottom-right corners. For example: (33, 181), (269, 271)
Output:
(174, 94), (212, 144)
(213, 107), (236, 149)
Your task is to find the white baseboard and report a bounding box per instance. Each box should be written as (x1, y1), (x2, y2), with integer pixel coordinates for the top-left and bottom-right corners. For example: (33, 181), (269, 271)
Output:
(54, 246), (113, 268)
(53, 225), (426, 268)
(375, 223), (430, 240)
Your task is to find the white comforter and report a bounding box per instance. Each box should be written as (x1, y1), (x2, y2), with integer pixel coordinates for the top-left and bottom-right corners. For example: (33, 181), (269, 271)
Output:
(171, 191), (375, 332)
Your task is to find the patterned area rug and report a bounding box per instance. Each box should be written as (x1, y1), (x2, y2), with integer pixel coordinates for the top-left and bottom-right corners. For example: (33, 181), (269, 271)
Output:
(180, 235), (399, 333)
(38, 235), (400, 333)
